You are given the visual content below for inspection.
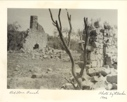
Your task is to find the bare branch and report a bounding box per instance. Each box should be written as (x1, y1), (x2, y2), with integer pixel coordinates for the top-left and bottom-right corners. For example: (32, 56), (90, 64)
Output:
(66, 9), (72, 48)
(55, 21), (81, 89)
(49, 9), (56, 24)
(80, 17), (89, 77)
(49, 9), (82, 89)
(58, 9), (62, 30)
(64, 77), (77, 89)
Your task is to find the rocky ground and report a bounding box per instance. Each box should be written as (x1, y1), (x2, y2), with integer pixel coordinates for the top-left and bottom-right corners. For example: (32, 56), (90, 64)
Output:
(7, 50), (117, 90)
(7, 50), (80, 89)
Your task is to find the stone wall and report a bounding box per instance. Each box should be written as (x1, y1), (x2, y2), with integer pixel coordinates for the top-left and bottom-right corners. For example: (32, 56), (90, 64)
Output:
(23, 16), (47, 52)
(80, 24), (117, 69)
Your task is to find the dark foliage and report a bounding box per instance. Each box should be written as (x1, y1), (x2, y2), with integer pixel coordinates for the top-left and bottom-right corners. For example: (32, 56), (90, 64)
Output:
(7, 23), (28, 51)
(47, 35), (82, 52)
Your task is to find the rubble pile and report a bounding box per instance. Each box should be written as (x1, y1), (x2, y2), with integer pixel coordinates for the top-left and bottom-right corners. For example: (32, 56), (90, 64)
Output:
(30, 47), (64, 60)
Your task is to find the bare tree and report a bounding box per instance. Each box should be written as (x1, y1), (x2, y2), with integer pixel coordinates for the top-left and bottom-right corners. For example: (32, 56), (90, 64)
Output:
(66, 9), (72, 49)
(80, 17), (89, 76)
(49, 9), (91, 90)
(49, 9), (82, 89)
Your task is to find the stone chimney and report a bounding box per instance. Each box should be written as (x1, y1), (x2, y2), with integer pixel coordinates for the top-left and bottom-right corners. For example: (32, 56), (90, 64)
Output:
(30, 16), (38, 29)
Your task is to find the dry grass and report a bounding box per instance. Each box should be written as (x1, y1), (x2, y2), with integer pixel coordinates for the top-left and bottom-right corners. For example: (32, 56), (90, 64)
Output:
(7, 52), (80, 89)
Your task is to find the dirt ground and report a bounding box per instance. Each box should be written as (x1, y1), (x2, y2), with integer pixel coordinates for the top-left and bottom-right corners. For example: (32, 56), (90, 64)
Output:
(7, 51), (80, 89)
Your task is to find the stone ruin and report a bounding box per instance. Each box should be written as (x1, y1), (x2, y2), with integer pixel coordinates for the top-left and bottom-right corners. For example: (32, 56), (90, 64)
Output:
(80, 22), (117, 69)
(23, 16), (47, 52)
(77, 22), (117, 90)
(61, 22), (118, 90)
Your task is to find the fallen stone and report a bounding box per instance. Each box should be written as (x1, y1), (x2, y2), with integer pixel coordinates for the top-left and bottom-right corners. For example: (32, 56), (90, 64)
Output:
(43, 55), (48, 59)
(107, 75), (117, 84)
(61, 83), (73, 90)
(105, 83), (113, 90)
(113, 64), (117, 69)
(91, 75), (107, 83)
(14, 67), (19, 71)
(93, 81), (106, 90)
(87, 68), (101, 76)
(110, 68), (117, 75)
(103, 65), (110, 68)
(81, 80), (93, 90)
(47, 68), (52, 72)
(112, 83), (117, 90)
(100, 67), (111, 76)
(91, 76), (100, 82)
(31, 73), (43, 78)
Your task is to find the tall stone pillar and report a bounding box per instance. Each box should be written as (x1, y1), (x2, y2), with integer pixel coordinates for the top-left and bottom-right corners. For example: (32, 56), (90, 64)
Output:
(30, 16), (38, 29)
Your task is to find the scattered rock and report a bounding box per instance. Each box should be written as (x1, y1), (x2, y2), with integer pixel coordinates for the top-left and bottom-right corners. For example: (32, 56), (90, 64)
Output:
(112, 83), (117, 90)
(43, 55), (48, 59)
(93, 81), (106, 90)
(61, 83), (73, 90)
(103, 65), (110, 68)
(87, 68), (101, 76)
(81, 80), (94, 90)
(105, 82), (113, 90)
(47, 68), (52, 72)
(110, 68), (117, 75)
(100, 67), (110, 76)
(91, 76), (100, 82)
(107, 75), (117, 84)
(31, 73), (43, 78)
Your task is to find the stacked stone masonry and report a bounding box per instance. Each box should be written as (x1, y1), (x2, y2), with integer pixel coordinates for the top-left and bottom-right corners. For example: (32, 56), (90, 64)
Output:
(85, 26), (117, 68)
(23, 16), (47, 52)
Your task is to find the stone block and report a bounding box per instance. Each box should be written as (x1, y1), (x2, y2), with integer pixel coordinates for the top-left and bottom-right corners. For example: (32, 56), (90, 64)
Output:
(91, 61), (97, 67)
(61, 83), (73, 90)
(90, 52), (97, 61)
(112, 83), (117, 90)
(105, 83), (113, 90)
(87, 68), (101, 76)
(94, 42), (100, 48)
(100, 67), (111, 76)
(107, 75), (117, 84)
(93, 81), (106, 90)
(91, 76), (100, 82)
(31, 73), (43, 78)
(110, 68), (117, 75)
(81, 80), (94, 90)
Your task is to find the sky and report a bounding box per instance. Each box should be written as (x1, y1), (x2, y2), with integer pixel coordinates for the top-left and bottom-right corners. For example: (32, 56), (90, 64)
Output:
(8, 9), (117, 35)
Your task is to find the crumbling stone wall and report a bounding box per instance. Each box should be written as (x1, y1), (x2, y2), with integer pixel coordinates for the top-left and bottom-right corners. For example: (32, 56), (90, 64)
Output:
(87, 28), (104, 68)
(80, 24), (117, 68)
(23, 16), (47, 52)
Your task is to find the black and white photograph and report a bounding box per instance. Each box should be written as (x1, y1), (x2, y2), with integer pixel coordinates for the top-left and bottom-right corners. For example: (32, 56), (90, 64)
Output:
(7, 8), (117, 90)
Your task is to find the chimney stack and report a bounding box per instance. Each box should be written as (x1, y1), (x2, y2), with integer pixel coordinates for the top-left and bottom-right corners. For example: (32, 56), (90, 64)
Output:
(30, 16), (38, 29)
